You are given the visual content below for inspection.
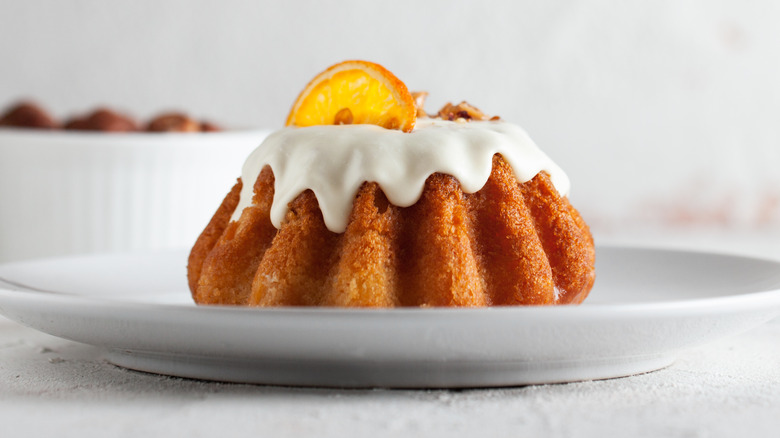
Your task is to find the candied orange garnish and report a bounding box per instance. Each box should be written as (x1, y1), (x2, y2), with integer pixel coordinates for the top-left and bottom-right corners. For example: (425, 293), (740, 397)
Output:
(286, 60), (416, 133)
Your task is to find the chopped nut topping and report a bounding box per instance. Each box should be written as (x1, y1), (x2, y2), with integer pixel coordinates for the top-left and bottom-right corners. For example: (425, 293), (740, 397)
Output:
(411, 91), (428, 118)
(437, 101), (490, 121)
(334, 108), (354, 125)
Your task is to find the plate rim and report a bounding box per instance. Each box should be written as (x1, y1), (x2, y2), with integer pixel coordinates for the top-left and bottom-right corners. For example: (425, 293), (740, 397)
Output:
(1, 244), (780, 316)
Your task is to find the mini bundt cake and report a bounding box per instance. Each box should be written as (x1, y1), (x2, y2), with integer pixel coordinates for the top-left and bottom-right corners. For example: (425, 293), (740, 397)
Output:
(187, 61), (595, 307)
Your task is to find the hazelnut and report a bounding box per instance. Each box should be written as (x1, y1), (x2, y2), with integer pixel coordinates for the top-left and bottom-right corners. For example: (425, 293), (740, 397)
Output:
(65, 108), (138, 132)
(200, 121), (221, 132)
(0, 101), (58, 129)
(147, 113), (201, 132)
(63, 119), (89, 130)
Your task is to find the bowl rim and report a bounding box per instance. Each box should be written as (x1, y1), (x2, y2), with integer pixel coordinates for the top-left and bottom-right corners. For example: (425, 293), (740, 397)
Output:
(0, 126), (272, 139)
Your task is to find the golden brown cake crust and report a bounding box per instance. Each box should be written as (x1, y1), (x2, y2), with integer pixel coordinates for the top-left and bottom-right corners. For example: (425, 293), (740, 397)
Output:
(187, 178), (242, 296)
(187, 154), (595, 307)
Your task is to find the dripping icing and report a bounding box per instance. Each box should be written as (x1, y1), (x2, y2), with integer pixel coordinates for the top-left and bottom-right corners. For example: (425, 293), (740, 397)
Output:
(231, 119), (570, 233)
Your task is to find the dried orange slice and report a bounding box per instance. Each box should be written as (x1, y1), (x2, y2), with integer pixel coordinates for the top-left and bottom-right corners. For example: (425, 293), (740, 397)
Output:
(286, 60), (416, 132)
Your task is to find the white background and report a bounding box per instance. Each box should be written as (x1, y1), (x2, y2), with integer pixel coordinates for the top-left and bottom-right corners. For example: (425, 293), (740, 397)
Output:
(1, 0), (779, 239)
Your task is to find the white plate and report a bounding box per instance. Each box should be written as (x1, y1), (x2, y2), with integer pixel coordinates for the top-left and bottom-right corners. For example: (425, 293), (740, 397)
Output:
(0, 246), (779, 388)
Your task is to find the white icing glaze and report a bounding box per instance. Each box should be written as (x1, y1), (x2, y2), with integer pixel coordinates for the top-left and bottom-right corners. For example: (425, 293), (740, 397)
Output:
(231, 119), (570, 233)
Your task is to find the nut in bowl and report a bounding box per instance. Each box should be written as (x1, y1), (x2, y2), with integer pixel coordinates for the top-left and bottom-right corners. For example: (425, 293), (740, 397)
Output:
(0, 102), (269, 262)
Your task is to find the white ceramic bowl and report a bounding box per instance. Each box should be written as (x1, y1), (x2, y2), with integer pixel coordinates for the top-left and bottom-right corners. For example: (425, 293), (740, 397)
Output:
(0, 128), (270, 262)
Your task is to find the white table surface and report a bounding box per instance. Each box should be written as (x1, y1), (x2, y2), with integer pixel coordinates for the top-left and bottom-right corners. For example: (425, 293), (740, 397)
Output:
(1, 229), (779, 438)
